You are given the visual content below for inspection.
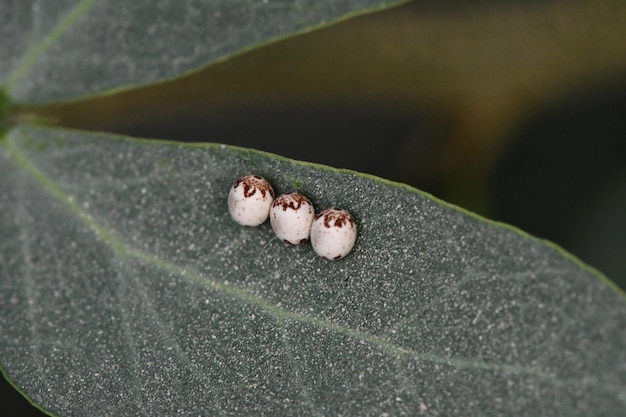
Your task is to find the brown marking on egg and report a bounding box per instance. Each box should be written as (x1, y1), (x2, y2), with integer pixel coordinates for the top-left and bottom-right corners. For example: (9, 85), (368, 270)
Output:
(319, 208), (354, 229)
(273, 192), (311, 211)
(233, 175), (274, 198)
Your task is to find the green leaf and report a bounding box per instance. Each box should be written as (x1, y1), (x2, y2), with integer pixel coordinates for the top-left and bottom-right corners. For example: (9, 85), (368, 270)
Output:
(1, 124), (625, 416)
(1, 0), (407, 104)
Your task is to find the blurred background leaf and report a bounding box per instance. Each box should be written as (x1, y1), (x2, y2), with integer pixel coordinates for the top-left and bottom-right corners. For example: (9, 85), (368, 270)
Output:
(3, 0), (409, 103)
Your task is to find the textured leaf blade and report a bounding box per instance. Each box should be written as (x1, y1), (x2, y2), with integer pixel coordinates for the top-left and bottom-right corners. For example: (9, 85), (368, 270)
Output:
(1, 0), (407, 104)
(1, 124), (625, 416)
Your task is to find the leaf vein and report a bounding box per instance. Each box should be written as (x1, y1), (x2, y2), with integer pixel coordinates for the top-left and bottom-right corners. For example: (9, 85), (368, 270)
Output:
(6, 0), (98, 91)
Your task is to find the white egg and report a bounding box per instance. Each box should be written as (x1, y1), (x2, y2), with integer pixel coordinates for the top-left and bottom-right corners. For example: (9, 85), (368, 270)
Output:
(228, 175), (274, 226)
(270, 193), (315, 244)
(310, 207), (357, 260)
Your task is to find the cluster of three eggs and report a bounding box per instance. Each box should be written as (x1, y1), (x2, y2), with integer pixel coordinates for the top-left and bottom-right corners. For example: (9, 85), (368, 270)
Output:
(228, 175), (357, 260)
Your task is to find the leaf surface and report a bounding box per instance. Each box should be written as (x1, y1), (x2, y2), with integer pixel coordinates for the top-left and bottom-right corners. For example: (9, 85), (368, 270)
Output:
(1, 0), (407, 104)
(1, 125), (625, 416)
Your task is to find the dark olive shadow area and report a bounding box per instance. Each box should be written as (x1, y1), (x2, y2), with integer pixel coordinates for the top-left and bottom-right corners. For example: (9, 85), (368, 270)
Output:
(491, 79), (626, 289)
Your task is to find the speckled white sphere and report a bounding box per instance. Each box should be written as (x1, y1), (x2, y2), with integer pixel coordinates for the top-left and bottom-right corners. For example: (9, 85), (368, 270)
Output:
(270, 193), (315, 245)
(310, 208), (357, 260)
(228, 175), (274, 226)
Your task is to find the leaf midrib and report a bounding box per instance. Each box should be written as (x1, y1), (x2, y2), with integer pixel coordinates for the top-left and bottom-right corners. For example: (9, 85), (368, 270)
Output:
(3, 131), (622, 397)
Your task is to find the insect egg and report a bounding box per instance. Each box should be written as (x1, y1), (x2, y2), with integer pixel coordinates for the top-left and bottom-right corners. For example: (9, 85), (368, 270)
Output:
(310, 207), (357, 260)
(228, 175), (274, 226)
(270, 192), (315, 245)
